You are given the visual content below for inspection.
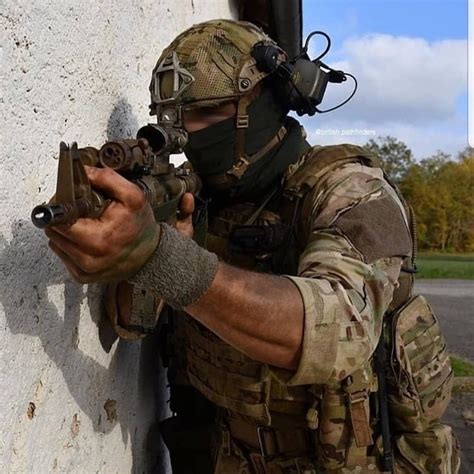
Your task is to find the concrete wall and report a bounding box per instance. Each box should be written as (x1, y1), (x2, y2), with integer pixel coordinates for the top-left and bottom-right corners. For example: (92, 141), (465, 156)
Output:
(0, 1), (234, 472)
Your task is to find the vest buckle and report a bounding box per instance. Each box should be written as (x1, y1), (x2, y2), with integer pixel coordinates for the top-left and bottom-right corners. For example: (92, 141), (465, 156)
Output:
(227, 156), (250, 179)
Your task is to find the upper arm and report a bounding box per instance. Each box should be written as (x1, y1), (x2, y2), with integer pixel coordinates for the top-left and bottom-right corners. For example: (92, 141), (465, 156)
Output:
(285, 163), (412, 386)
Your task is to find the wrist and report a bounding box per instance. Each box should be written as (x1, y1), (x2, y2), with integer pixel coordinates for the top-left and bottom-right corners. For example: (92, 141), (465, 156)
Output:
(128, 223), (218, 309)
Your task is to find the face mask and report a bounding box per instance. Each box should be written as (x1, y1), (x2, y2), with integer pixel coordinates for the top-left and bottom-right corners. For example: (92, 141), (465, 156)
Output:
(183, 114), (236, 177)
(184, 89), (285, 172)
(184, 90), (308, 201)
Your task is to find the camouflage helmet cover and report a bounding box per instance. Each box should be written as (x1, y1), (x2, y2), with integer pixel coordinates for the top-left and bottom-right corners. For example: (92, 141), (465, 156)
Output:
(149, 19), (287, 113)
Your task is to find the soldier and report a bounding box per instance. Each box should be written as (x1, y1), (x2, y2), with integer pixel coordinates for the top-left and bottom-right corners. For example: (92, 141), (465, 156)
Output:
(45, 20), (459, 473)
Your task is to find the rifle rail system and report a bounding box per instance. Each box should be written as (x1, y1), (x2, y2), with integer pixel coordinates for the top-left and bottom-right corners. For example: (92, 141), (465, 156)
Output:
(31, 137), (201, 229)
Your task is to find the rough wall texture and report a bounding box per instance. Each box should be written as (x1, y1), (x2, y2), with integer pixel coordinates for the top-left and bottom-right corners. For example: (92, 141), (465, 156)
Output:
(0, 1), (234, 472)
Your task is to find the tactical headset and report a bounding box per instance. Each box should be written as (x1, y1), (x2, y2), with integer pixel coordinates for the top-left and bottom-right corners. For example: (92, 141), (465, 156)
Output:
(139, 29), (356, 160)
(252, 31), (357, 117)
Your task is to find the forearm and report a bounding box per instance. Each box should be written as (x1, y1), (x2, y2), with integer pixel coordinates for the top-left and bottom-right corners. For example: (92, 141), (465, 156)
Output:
(128, 224), (304, 369)
(186, 262), (304, 370)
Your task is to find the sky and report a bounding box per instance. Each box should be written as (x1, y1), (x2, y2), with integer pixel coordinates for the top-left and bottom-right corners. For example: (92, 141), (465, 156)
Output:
(299, 0), (469, 159)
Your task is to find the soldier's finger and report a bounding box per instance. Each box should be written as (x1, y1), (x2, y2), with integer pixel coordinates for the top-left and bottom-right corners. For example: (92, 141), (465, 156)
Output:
(178, 193), (195, 218)
(45, 221), (106, 255)
(47, 230), (105, 272)
(49, 241), (94, 284)
(85, 166), (145, 210)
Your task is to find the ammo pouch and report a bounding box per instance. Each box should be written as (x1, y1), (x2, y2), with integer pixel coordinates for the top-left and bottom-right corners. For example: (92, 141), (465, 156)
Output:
(386, 295), (460, 473)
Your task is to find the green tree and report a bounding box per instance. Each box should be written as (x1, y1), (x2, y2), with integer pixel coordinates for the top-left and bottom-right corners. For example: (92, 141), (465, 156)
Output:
(364, 136), (413, 183)
(400, 149), (474, 252)
(419, 151), (450, 177)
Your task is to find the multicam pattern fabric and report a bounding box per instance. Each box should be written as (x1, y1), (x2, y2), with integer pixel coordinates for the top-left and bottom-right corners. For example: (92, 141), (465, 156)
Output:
(140, 143), (458, 472)
(150, 19), (280, 109)
(284, 160), (411, 387)
(176, 145), (417, 472)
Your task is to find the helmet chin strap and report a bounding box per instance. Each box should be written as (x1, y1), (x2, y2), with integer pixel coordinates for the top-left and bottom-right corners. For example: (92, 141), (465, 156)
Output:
(205, 94), (287, 188)
(229, 94), (252, 178)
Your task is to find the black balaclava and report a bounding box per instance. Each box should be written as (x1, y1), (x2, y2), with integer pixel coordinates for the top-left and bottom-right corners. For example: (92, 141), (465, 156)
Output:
(183, 89), (310, 203)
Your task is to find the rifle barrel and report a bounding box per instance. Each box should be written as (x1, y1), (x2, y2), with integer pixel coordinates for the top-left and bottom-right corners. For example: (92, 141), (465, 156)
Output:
(31, 199), (95, 229)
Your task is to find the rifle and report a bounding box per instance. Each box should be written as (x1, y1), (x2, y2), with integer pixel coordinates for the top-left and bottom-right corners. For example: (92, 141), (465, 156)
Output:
(31, 125), (201, 229)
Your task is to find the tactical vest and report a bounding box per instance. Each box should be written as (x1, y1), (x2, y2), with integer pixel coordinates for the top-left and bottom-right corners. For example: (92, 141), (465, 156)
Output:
(168, 144), (458, 473)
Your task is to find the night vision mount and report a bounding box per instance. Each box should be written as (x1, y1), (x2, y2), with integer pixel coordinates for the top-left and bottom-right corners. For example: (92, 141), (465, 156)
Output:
(252, 31), (357, 116)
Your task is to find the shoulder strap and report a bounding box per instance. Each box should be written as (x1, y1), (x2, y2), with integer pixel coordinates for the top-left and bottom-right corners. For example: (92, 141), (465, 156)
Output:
(284, 144), (380, 198)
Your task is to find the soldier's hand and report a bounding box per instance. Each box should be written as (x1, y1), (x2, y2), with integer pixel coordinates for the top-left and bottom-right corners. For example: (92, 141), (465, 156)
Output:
(45, 166), (160, 283)
(176, 193), (195, 238)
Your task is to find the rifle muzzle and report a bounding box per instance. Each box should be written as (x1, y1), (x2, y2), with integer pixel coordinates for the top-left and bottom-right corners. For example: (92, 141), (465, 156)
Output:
(31, 204), (65, 228)
(31, 198), (98, 229)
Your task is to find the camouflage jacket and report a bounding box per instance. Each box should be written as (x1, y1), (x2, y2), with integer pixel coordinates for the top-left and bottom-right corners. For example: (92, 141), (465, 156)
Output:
(281, 144), (412, 388)
(169, 144), (415, 472)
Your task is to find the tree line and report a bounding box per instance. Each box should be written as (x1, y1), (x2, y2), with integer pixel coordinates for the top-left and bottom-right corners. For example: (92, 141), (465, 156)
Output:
(363, 137), (473, 253)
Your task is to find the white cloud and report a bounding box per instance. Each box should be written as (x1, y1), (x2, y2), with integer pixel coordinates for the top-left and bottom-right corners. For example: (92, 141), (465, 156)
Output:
(300, 34), (468, 158)
(324, 34), (467, 122)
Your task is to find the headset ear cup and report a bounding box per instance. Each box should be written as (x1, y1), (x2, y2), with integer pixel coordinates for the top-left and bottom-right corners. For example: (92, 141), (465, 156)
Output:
(266, 71), (296, 114)
(267, 62), (313, 115)
(271, 59), (329, 116)
(252, 33), (347, 117)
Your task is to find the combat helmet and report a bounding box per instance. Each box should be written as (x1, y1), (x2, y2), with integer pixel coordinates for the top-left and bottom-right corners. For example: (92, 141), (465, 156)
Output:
(149, 19), (288, 184)
(150, 19), (286, 111)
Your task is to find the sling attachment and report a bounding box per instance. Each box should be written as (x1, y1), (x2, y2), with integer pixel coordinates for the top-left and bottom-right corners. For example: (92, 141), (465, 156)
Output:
(342, 370), (373, 449)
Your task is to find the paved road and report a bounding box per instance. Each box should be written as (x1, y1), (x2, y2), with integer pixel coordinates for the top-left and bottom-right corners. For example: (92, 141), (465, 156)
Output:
(414, 280), (474, 473)
(415, 279), (474, 362)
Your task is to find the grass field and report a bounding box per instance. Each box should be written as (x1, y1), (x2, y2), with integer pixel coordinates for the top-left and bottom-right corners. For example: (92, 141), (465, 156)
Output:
(416, 253), (474, 279)
(451, 355), (474, 377)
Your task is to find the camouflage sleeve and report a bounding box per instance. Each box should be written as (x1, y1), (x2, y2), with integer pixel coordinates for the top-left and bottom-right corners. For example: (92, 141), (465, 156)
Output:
(285, 162), (412, 387)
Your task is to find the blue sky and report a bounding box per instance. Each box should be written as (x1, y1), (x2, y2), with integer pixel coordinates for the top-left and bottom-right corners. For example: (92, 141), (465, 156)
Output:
(300, 0), (469, 158)
(304, 0), (467, 42)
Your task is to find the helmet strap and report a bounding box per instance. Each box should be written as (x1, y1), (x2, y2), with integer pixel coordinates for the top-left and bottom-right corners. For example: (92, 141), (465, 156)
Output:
(201, 89), (288, 188)
(205, 123), (287, 187)
(231, 94), (252, 178)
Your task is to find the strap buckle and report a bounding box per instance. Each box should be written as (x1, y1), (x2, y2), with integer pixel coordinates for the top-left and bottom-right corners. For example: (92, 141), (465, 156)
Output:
(346, 389), (368, 405)
(227, 156), (250, 179)
(342, 370), (373, 448)
(342, 370), (372, 394)
(236, 114), (249, 128)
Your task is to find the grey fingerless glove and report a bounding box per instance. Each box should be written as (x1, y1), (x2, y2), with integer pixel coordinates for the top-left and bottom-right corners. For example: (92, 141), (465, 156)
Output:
(128, 223), (219, 309)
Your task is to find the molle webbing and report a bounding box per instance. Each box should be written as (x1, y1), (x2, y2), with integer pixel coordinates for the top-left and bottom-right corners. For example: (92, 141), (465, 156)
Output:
(183, 318), (315, 426)
(284, 143), (380, 198)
